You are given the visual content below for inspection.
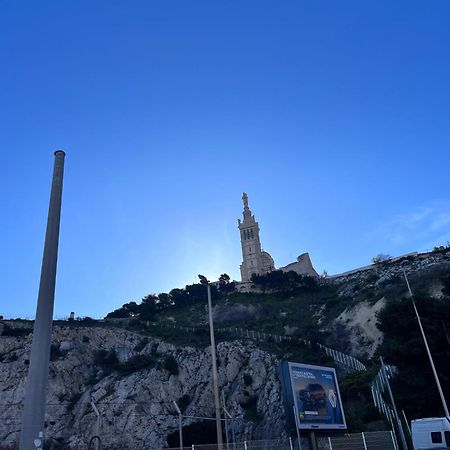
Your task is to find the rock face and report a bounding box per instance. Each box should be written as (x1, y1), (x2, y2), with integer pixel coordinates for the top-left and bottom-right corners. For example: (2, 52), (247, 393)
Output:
(0, 324), (286, 449)
(334, 298), (385, 358)
(326, 250), (450, 358)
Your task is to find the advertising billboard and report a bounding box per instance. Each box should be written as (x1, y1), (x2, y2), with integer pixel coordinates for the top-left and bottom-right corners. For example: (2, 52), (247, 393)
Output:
(282, 362), (347, 430)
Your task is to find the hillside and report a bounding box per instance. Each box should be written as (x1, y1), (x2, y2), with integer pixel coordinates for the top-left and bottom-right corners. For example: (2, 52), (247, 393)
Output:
(1, 248), (450, 449)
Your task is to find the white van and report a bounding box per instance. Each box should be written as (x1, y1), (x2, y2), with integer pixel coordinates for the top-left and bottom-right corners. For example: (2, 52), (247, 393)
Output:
(411, 417), (450, 450)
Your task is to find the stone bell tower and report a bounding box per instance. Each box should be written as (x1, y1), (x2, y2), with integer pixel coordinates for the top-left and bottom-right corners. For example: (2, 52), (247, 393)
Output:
(238, 193), (275, 281)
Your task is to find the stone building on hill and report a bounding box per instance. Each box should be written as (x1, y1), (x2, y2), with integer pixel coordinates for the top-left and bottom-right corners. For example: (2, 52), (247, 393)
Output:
(238, 192), (275, 281)
(238, 192), (318, 282)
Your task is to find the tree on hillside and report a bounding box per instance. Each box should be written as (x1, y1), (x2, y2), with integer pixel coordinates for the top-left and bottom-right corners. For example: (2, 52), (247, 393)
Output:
(251, 270), (318, 293)
(376, 294), (450, 420)
(140, 295), (158, 320)
(106, 301), (140, 319)
(169, 288), (190, 308)
(371, 254), (392, 264)
(218, 273), (235, 294)
(157, 293), (172, 309)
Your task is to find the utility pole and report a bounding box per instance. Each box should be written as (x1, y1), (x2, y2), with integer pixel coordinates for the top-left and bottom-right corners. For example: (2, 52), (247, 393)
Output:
(199, 275), (223, 449)
(20, 151), (66, 450)
(222, 392), (231, 450)
(403, 270), (449, 417)
(380, 357), (408, 450)
(173, 401), (183, 450)
(292, 405), (302, 450)
(90, 400), (101, 450)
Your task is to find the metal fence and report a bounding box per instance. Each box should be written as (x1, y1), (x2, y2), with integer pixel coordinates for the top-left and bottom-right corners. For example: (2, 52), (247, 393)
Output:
(370, 365), (398, 430)
(162, 325), (368, 374)
(322, 431), (397, 450)
(165, 432), (397, 450)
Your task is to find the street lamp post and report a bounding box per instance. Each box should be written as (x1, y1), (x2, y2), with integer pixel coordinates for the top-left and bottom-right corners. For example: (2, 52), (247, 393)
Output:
(402, 269), (449, 417)
(199, 275), (223, 449)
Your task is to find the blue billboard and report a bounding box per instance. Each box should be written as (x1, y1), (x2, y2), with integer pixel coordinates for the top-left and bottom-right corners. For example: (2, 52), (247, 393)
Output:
(281, 362), (347, 430)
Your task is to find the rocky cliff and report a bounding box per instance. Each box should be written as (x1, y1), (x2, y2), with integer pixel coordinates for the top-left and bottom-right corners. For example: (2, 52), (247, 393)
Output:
(0, 323), (286, 449)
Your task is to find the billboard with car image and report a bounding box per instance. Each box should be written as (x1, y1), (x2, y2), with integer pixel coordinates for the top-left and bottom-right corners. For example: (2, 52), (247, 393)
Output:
(282, 361), (347, 430)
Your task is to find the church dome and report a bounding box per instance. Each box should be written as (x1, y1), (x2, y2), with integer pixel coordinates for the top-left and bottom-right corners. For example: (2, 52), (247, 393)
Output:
(260, 251), (275, 273)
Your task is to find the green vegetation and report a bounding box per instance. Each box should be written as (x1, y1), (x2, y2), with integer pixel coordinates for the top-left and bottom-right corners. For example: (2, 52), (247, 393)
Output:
(371, 254), (392, 264)
(241, 396), (263, 423)
(376, 292), (450, 420)
(243, 373), (253, 386)
(96, 251), (450, 430)
(66, 392), (82, 412)
(161, 354), (179, 375)
(251, 270), (319, 294)
(1, 324), (31, 337)
(120, 354), (156, 374)
(432, 242), (450, 253)
(133, 337), (149, 352)
(93, 349), (156, 376)
(177, 394), (190, 412)
(50, 344), (66, 361)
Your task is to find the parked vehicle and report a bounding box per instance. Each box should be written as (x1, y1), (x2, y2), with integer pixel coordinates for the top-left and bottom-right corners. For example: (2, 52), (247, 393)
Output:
(411, 417), (450, 449)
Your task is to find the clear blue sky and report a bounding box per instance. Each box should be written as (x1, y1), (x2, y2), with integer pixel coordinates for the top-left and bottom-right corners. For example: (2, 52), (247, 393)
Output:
(1, 1), (450, 319)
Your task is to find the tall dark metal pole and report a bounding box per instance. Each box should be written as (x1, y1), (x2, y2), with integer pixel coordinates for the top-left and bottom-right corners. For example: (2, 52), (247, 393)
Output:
(20, 151), (66, 450)
(403, 270), (449, 417)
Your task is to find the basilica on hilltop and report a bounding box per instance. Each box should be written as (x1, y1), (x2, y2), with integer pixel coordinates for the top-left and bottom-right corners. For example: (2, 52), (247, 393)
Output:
(238, 193), (318, 282)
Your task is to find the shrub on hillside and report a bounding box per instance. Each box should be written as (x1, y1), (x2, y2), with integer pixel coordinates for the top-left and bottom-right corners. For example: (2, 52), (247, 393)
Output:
(250, 270), (318, 293)
(134, 337), (149, 353)
(93, 349), (120, 374)
(162, 355), (179, 375)
(371, 254), (392, 265)
(1, 324), (32, 337)
(119, 354), (156, 374)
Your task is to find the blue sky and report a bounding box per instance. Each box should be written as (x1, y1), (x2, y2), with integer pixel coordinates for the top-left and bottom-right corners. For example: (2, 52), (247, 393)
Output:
(1, 1), (450, 319)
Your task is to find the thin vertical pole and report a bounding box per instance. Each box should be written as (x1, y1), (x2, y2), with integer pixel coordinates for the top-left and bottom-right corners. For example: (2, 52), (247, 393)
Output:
(403, 270), (449, 417)
(222, 392), (230, 450)
(293, 405), (302, 450)
(402, 410), (411, 438)
(179, 413), (183, 450)
(361, 432), (368, 450)
(391, 430), (399, 450)
(207, 283), (223, 449)
(380, 357), (408, 450)
(20, 151), (66, 450)
(328, 436), (332, 450)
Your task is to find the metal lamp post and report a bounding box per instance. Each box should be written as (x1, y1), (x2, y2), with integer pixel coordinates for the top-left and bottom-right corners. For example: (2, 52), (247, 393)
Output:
(402, 269), (449, 417)
(198, 275), (223, 449)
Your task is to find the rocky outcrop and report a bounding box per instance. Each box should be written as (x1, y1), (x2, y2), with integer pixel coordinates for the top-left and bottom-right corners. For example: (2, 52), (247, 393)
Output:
(333, 298), (385, 359)
(0, 324), (287, 449)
